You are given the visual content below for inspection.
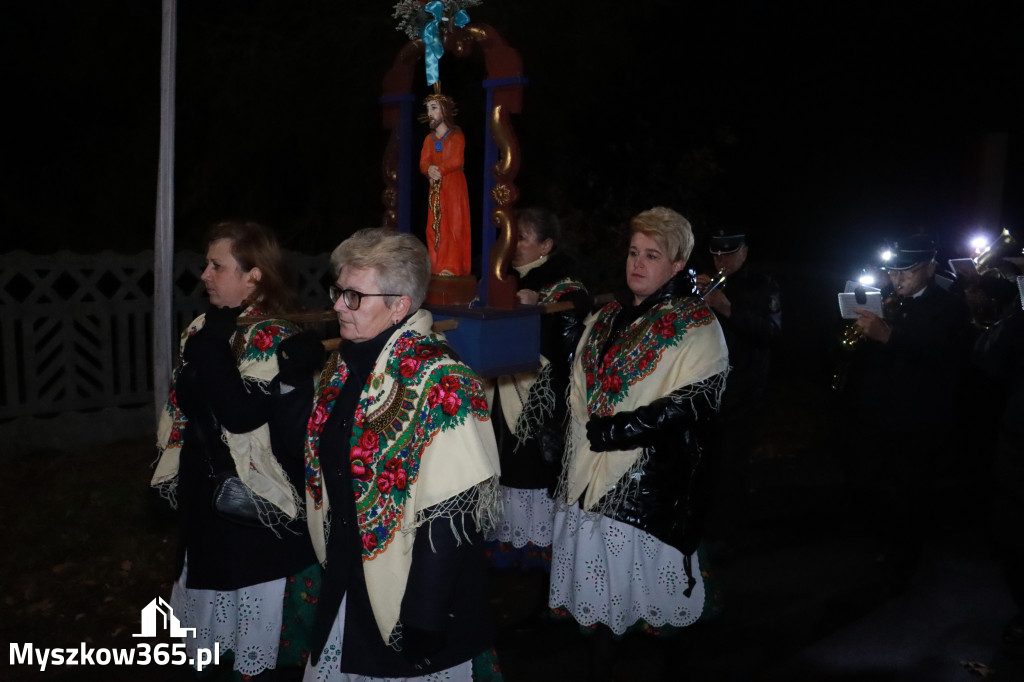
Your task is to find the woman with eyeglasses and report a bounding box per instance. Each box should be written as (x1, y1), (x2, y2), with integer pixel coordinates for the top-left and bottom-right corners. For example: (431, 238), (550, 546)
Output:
(151, 221), (322, 681)
(291, 228), (502, 681)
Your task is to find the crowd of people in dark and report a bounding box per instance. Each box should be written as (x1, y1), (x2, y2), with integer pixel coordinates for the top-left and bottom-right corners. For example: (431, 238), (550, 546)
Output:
(150, 212), (1023, 682)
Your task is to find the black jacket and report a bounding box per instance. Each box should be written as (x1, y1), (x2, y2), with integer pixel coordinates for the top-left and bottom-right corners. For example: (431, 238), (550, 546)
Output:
(173, 322), (317, 590)
(496, 252), (591, 489)
(714, 263), (781, 419)
(288, 326), (494, 677)
(848, 282), (970, 432)
(584, 272), (724, 556)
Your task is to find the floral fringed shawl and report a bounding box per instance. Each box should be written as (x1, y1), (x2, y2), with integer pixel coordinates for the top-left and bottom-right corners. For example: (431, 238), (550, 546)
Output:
(559, 296), (729, 514)
(495, 276), (587, 446)
(303, 308), (501, 643)
(152, 307), (303, 524)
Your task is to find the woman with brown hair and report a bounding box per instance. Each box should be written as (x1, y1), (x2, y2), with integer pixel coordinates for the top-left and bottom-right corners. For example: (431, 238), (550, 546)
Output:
(152, 221), (322, 681)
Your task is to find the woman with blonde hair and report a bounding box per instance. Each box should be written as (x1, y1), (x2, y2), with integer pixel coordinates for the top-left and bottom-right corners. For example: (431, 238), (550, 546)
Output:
(550, 207), (729, 679)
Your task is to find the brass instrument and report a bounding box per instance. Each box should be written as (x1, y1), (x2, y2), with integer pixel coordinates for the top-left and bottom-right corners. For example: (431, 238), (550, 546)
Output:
(964, 228), (1022, 329)
(974, 227), (1021, 277)
(698, 268), (728, 300)
(838, 278), (910, 351)
(831, 292), (902, 392)
(838, 319), (861, 351)
(837, 287), (875, 351)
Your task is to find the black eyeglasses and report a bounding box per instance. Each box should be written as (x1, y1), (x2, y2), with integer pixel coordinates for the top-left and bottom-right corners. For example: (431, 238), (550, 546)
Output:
(329, 286), (400, 311)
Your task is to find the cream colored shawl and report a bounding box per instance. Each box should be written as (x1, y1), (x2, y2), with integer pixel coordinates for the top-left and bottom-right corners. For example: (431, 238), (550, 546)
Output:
(561, 297), (729, 512)
(304, 308), (501, 643)
(152, 309), (301, 521)
(493, 275), (586, 444)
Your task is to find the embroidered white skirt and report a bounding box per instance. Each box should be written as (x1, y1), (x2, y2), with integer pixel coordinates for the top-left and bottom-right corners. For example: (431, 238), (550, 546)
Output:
(549, 503), (705, 635)
(171, 557), (285, 677)
(487, 485), (555, 548)
(302, 595), (472, 682)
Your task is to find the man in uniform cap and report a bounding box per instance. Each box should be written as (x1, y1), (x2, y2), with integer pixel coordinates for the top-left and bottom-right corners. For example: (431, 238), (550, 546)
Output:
(847, 233), (970, 591)
(697, 228), (781, 549)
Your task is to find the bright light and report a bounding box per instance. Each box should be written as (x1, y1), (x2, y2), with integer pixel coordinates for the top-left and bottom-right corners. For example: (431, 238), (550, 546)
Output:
(970, 234), (990, 255)
(858, 272), (876, 286)
(880, 249), (894, 262)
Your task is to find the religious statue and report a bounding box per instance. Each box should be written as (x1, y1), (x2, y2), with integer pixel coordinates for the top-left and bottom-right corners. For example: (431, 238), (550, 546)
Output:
(419, 92), (472, 277)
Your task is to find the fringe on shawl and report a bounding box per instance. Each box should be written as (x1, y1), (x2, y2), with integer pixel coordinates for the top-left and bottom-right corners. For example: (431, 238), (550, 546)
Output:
(410, 475), (502, 553)
(153, 476), (179, 510)
(511, 361), (556, 450)
(151, 315), (305, 535)
(556, 370), (729, 524)
(388, 475), (501, 651)
(153, 461), (307, 540)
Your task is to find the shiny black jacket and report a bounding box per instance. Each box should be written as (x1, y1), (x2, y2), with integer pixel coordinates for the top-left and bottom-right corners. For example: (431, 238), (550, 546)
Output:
(585, 272), (724, 556)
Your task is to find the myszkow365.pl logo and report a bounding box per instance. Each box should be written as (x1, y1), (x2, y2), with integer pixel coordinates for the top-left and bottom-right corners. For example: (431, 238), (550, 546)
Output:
(10, 597), (220, 672)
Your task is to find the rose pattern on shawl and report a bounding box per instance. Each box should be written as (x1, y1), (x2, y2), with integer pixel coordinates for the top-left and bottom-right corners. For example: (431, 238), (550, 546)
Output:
(427, 374), (464, 415)
(245, 323), (283, 357)
(158, 311), (291, 458)
(690, 306), (713, 323)
(375, 457), (409, 496)
(539, 277), (587, 306)
(350, 430), (380, 482)
(652, 313), (677, 339)
(398, 356), (420, 378)
(252, 328), (274, 351)
(304, 329), (491, 561)
(580, 298), (716, 417)
(304, 368), (349, 509)
(600, 370), (623, 394)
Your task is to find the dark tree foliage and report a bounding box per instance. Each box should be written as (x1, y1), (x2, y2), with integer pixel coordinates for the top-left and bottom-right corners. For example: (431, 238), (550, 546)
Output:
(1, 0), (1021, 288)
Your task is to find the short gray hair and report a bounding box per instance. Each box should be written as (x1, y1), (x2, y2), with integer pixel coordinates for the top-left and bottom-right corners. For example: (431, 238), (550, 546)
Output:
(331, 228), (431, 311)
(630, 207), (695, 263)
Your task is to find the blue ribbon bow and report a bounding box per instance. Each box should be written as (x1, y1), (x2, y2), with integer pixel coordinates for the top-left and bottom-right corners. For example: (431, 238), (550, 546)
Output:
(422, 1), (470, 86)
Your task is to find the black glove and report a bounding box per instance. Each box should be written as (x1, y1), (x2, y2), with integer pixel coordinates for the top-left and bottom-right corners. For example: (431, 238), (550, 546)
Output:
(183, 305), (243, 364)
(203, 304), (245, 342)
(173, 362), (204, 417)
(537, 420), (566, 466)
(277, 331), (326, 386)
(401, 624), (445, 671)
(585, 414), (614, 452)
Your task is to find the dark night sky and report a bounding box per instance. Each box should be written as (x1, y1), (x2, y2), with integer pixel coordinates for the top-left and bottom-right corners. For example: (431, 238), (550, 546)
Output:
(2, 0), (1021, 289)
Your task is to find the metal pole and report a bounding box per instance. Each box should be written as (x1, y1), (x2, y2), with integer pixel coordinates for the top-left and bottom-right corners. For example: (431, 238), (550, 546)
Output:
(153, 0), (177, 423)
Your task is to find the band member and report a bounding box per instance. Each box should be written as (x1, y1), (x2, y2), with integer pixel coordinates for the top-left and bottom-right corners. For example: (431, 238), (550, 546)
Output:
(847, 233), (970, 591)
(696, 229), (781, 546)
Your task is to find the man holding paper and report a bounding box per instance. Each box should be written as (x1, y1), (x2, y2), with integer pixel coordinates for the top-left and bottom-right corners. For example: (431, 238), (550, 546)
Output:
(845, 234), (969, 592)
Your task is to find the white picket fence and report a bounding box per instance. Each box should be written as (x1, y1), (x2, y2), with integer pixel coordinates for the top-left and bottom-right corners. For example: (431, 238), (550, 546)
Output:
(0, 250), (331, 452)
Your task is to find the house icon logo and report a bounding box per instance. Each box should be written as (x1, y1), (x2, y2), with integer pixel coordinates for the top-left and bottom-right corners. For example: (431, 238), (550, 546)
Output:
(133, 597), (196, 638)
